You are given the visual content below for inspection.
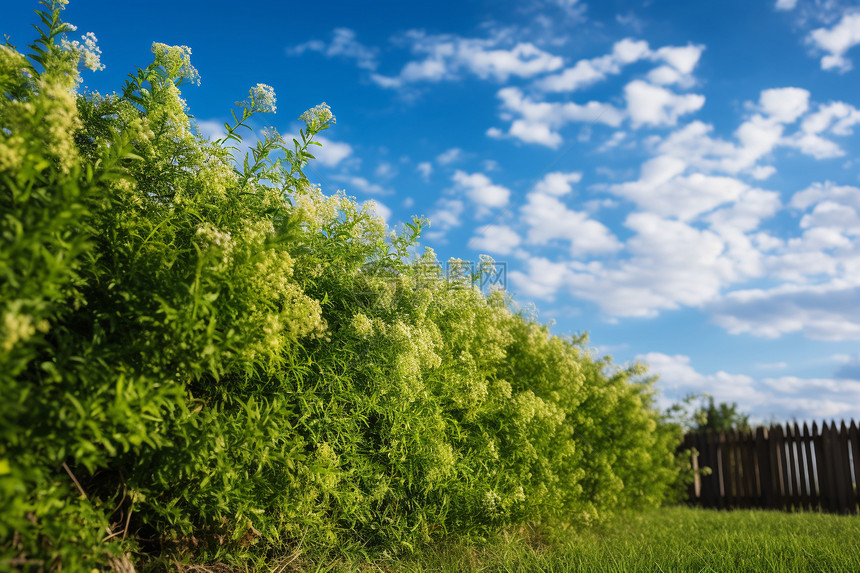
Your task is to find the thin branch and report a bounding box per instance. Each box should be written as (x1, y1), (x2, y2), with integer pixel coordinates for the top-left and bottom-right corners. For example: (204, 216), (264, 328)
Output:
(62, 462), (88, 500)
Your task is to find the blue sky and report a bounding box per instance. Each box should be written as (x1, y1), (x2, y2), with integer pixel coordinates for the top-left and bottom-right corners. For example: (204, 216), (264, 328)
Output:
(7, 0), (860, 423)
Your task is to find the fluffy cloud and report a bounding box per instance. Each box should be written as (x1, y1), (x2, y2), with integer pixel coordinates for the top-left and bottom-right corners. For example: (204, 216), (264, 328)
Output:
(533, 171), (582, 195)
(468, 225), (522, 255)
(641, 352), (860, 421)
(624, 80), (705, 127)
(775, 0), (798, 10)
(807, 11), (860, 71)
(800, 101), (860, 136)
(370, 31), (563, 88)
(289, 28), (378, 70)
(759, 87), (809, 123)
(332, 174), (389, 195)
(436, 148), (462, 165)
(491, 86), (625, 148)
(557, 214), (758, 317)
(534, 38), (650, 92)
(313, 136), (354, 167)
(535, 39), (704, 92)
(452, 170), (511, 212)
(652, 88), (855, 176)
(639, 352), (763, 410)
(509, 256), (573, 300)
(521, 192), (622, 257)
(416, 161), (433, 180)
(609, 156), (756, 220)
(710, 283), (860, 340)
(652, 44), (705, 75)
(425, 198), (465, 240)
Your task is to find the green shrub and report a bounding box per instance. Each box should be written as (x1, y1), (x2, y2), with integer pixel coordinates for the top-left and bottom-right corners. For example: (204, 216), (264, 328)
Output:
(0, 2), (685, 569)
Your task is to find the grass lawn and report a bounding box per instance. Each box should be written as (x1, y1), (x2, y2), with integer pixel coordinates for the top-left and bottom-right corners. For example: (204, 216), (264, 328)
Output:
(280, 506), (860, 572)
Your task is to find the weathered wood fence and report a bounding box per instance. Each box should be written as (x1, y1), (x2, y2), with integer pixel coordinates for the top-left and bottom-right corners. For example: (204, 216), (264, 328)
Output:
(682, 420), (859, 514)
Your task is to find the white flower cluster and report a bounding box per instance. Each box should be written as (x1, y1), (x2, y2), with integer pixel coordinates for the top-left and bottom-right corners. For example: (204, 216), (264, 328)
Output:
(60, 32), (104, 72)
(298, 102), (335, 130)
(151, 43), (200, 85)
(351, 313), (374, 338)
(484, 490), (502, 514)
(243, 83), (276, 114)
(195, 223), (234, 267)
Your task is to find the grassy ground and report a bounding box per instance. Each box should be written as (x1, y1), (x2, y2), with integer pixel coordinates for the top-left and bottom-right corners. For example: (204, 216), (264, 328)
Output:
(270, 506), (860, 573)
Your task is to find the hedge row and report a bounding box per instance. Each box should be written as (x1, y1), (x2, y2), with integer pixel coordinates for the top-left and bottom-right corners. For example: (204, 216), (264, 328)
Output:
(0, 2), (684, 569)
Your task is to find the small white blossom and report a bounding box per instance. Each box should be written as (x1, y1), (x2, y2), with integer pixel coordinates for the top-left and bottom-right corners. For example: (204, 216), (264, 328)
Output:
(299, 102), (335, 130)
(151, 42), (200, 85)
(60, 32), (105, 72)
(241, 83), (276, 114)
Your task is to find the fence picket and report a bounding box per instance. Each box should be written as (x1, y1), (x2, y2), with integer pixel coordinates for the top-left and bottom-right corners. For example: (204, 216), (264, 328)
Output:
(755, 426), (772, 508)
(802, 422), (816, 510)
(742, 430), (757, 507)
(850, 421), (860, 512)
(837, 421), (855, 513)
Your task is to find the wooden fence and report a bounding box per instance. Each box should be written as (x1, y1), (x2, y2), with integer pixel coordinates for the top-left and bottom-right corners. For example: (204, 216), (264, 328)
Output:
(682, 420), (859, 514)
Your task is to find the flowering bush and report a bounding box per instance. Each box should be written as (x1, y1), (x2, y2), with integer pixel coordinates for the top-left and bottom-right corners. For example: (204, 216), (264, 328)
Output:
(0, 2), (684, 569)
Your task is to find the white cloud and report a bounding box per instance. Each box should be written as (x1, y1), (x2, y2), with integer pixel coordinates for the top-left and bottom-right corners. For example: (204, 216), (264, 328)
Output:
(564, 213), (762, 317)
(532, 171), (582, 195)
(801, 101), (860, 135)
(521, 190), (623, 257)
(313, 136), (354, 167)
(750, 165), (777, 180)
(436, 147), (462, 165)
(706, 188), (782, 232)
(549, 0), (585, 17)
(790, 181), (860, 210)
(759, 87), (810, 123)
(652, 44), (705, 75)
(535, 38), (650, 92)
(371, 31), (563, 88)
(639, 352), (763, 410)
(624, 80), (705, 128)
(508, 120), (565, 147)
(785, 132), (845, 158)
(468, 225), (522, 255)
(493, 86), (625, 148)
(775, 0), (798, 10)
(656, 115), (781, 175)
(375, 162), (397, 179)
(333, 174), (389, 195)
(647, 65), (685, 86)
(289, 28), (378, 70)
(597, 131), (628, 152)
(610, 157), (755, 220)
(535, 39), (703, 92)
(509, 257), (573, 300)
(196, 119), (227, 140)
(416, 161), (433, 180)
(426, 198), (465, 237)
(710, 283), (860, 340)
(452, 170), (511, 212)
(808, 11), (860, 71)
(641, 352), (860, 422)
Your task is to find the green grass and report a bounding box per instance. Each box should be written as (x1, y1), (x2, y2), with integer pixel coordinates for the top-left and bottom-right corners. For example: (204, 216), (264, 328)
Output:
(263, 506), (860, 573)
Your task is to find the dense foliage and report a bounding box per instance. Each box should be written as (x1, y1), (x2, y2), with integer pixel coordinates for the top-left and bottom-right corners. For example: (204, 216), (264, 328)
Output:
(0, 2), (684, 569)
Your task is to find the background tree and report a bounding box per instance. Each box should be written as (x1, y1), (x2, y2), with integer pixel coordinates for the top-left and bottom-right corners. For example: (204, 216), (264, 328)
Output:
(695, 397), (751, 432)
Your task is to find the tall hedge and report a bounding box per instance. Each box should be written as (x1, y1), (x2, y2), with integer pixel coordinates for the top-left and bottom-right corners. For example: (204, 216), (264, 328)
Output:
(0, 2), (684, 569)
